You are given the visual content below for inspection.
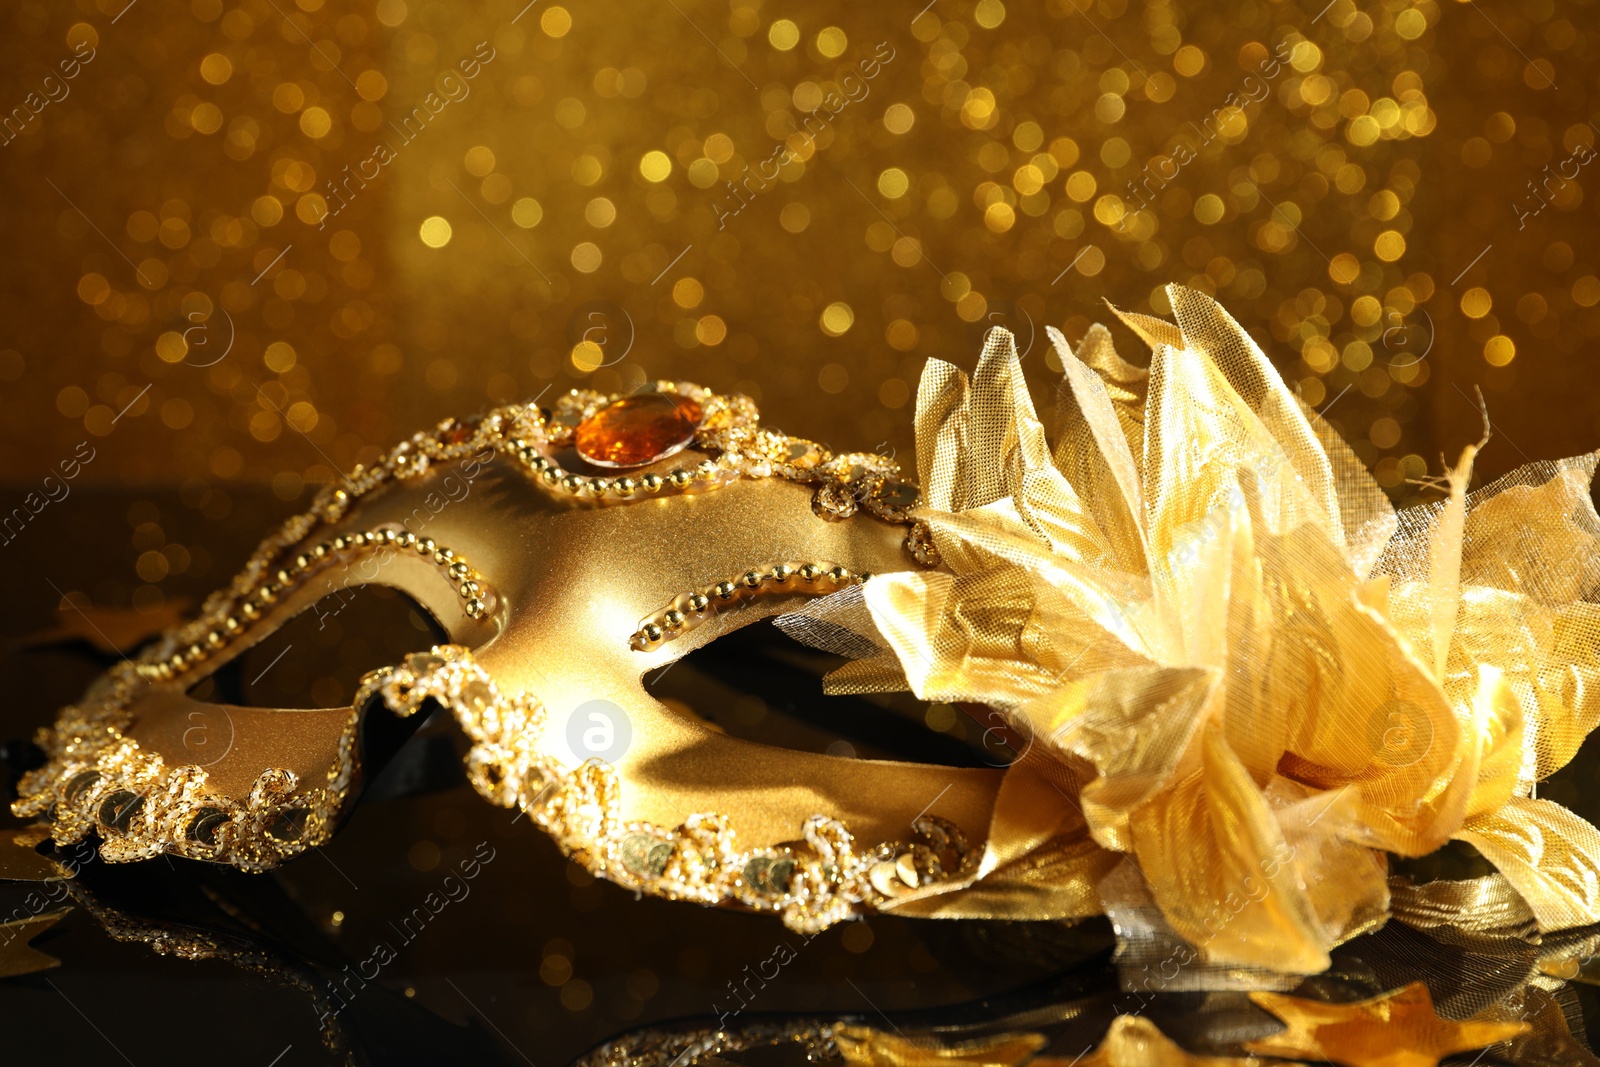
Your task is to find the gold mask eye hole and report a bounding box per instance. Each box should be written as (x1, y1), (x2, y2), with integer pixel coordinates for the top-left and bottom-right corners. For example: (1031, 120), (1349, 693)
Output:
(185, 585), (450, 712)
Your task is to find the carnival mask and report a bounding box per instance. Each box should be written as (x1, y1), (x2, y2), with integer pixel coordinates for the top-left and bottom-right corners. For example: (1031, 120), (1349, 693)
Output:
(17, 285), (1600, 977)
(13, 372), (1006, 934)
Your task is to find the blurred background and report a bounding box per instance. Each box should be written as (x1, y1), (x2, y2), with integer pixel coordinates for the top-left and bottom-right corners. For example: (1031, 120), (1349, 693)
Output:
(4, 0), (1598, 519)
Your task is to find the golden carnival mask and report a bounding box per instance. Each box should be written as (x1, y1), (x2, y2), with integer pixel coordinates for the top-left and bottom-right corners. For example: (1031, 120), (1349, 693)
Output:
(14, 372), (991, 934)
(15, 285), (1600, 976)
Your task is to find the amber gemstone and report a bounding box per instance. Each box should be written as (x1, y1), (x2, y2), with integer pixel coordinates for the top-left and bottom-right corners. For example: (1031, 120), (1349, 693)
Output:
(574, 394), (703, 469)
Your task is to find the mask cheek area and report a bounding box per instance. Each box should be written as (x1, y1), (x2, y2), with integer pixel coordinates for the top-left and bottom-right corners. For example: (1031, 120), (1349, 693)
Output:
(119, 585), (453, 801)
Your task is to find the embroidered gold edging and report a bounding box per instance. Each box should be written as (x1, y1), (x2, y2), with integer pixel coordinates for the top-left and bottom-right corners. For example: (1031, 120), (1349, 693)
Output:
(13, 646), (975, 933)
(13, 663), (357, 871)
(367, 645), (976, 933)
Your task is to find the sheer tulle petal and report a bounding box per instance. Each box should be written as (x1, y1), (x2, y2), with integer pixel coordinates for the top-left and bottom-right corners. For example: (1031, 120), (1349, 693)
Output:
(1126, 726), (1331, 974)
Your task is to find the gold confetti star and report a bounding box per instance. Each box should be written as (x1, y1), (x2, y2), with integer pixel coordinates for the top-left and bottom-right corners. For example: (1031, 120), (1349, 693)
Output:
(0, 828), (72, 882)
(1246, 982), (1530, 1067)
(1057, 1016), (1266, 1067)
(0, 909), (70, 979)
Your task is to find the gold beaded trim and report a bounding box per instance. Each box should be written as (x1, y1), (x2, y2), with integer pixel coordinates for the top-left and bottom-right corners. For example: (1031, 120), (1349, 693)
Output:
(380, 645), (977, 933)
(630, 561), (868, 651)
(12, 662), (359, 871)
(505, 382), (743, 501)
(122, 380), (925, 689)
(495, 381), (923, 522)
(136, 526), (495, 682)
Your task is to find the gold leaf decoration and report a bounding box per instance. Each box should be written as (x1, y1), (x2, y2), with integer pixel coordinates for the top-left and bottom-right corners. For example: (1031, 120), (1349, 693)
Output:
(1047, 1015), (1268, 1067)
(1246, 982), (1529, 1067)
(0, 909), (70, 980)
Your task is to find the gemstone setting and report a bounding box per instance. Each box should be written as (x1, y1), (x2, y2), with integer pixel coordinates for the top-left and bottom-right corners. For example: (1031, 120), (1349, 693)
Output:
(574, 394), (703, 469)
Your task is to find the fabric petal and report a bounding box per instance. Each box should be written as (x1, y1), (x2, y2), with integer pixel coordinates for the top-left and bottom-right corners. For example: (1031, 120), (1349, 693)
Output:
(882, 746), (1118, 922)
(1047, 324), (1148, 574)
(863, 569), (1065, 710)
(913, 358), (970, 514)
(1267, 779), (1392, 947)
(1295, 395), (1398, 579)
(1143, 339), (1340, 609)
(1061, 320), (1149, 477)
(918, 500), (1162, 668)
(1126, 725), (1331, 974)
(1458, 796), (1600, 931)
(1165, 286), (1353, 562)
(1109, 301), (1184, 351)
(1276, 587), (1472, 857)
(1465, 666), (1526, 821)
(911, 334), (1123, 569)
(1036, 665), (1220, 853)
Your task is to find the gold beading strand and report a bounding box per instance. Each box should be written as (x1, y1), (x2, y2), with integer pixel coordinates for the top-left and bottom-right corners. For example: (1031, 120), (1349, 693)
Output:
(629, 561), (869, 651)
(137, 526), (495, 682)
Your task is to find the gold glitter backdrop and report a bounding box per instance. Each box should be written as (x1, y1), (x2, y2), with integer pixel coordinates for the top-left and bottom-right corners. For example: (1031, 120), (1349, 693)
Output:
(2, 0), (1598, 505)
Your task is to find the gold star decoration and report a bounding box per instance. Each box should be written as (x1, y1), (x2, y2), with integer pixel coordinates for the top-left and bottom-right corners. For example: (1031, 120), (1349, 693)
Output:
(0, 909), (70, 979)
(0, 827), (71, 882)
(18, 598), (192, 656)
(1246, 982), (1530, 1067)
(1049, 1016), (1266, 1067)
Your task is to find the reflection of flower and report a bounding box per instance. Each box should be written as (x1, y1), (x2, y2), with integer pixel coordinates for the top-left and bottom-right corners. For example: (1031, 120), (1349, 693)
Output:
(865, 284), (1600, 973)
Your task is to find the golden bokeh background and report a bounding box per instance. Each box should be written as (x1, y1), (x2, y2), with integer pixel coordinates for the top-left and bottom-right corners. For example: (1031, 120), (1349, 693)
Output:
(2, 0), (1596, 506)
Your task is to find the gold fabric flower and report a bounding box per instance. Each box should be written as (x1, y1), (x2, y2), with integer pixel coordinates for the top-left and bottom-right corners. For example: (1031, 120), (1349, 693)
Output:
(863, 284), (1600, 973)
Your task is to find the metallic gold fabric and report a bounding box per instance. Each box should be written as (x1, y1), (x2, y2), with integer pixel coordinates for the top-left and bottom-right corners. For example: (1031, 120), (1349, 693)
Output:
(861, 284), (1600, 971)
